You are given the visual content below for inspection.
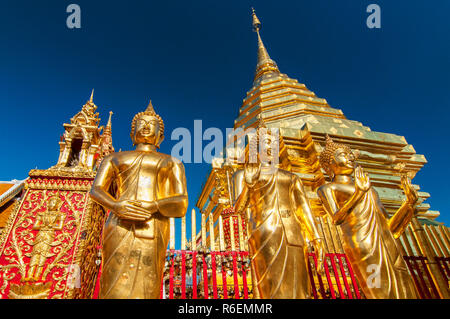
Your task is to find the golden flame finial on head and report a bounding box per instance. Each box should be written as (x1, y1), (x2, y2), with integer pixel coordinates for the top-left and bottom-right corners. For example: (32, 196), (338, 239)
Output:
(255, 113), (267, 130)
(325, 134), (333, 145)
(146, 99), (155, 113)
(319, 134), (353, 175)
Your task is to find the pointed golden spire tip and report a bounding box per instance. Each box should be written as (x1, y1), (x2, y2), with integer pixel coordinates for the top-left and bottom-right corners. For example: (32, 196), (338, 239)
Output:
(251, 7), (261, 32)
(250, 8), (280, 82)
(107, 111), (113, 126)
(89, 89), (94, 103)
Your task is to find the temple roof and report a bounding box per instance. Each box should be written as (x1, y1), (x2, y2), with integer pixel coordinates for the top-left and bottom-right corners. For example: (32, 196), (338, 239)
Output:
(69, 89), (100, 127)
(0, 180), (25, 207)
(0, 180), (25, 228)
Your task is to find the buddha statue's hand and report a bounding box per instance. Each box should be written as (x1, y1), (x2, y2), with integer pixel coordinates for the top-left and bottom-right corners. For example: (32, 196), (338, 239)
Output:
(312, 238), (326, 276)
(354, 166), (370, 192)
(401, 175), (418, 205)
(244, 161), (261, 188)
(113, 200), (156, 221)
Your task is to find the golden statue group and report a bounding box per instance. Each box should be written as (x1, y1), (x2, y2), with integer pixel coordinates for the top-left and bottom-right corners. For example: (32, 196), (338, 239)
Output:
(88, 102), (419, 299)
(0, 9), (448, 299)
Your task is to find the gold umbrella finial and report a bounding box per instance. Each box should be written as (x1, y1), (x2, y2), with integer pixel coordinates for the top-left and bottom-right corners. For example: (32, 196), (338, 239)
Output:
(250, 8), (280, 82)
(252, 7), (261, 32)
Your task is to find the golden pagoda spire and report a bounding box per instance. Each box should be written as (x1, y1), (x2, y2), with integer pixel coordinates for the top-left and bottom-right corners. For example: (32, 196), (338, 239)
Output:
(96, 110), (115, 168)
(251, 8), (280, 82)
(104, 111), (113, 135)
(89, 89), (94, 103)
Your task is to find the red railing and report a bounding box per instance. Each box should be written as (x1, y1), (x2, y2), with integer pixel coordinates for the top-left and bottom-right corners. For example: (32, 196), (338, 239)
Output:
(92, 252), (445, 299)
(403, 256), (440, 299)
(161, 250), (362, 299)
(435, 257), (450, 286)
(93, 248), (446, 300)
(307, 253), (361, 299)
(161, 250), (250, 299)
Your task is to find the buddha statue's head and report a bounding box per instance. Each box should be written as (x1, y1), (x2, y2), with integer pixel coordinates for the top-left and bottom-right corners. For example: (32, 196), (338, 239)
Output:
(248, 116), (279, 167)
(319, 135), (356, 177)
(130, 101), (165, 147)
(47, 196), (62, 211)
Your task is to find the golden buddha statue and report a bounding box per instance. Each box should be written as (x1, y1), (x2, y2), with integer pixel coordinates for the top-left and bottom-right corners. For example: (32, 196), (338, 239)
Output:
(234, 119), (325, 299)
(317, 135), (418, 299)
(90, 101), (188, 299)
(24, 196), (64, 281)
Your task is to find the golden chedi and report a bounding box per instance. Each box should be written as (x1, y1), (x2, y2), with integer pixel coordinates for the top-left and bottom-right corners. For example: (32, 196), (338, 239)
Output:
(317, 135), (418, 299)
(90, 101), (188, 299)
(234, 118), (325, 299)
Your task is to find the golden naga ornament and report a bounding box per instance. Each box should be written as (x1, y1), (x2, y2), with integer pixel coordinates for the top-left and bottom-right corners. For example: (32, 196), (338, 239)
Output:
(90, 100), (188, 299)
(317, 135), (419, 299)
(233, 118), (325, 299)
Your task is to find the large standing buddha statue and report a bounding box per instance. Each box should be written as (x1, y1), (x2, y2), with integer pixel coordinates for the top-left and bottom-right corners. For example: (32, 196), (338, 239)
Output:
(90, 101), (188, 299)
(317, 135), (418, 299)
(234, 119), (325, 299)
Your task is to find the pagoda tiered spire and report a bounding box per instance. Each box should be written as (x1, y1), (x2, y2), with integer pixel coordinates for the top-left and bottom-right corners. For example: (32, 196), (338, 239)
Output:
(251, 8), (280, 83)
(232, 9), (334, 131)
(104, 111), (113, 136)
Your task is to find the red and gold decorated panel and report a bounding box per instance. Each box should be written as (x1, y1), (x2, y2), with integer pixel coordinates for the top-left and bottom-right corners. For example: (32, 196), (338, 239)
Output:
(0, 174), (105, 299)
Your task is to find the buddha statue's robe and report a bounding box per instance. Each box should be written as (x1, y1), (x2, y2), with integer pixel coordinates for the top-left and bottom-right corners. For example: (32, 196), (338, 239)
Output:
(234, 168), (320, 299)
(332, 187), (417, 299)
(94, 151), (187, 299)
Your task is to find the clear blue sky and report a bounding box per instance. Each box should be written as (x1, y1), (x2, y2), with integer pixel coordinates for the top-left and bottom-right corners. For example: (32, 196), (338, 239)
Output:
(0, 1), (449, 238)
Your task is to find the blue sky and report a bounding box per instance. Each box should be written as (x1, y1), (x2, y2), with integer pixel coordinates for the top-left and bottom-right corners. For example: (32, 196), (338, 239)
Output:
(0, 1), (449, 239)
